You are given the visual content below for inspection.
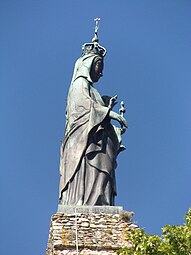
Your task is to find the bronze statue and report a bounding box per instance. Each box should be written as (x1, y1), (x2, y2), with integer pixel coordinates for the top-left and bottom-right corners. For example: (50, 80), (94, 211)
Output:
(59, 19), (127, 206)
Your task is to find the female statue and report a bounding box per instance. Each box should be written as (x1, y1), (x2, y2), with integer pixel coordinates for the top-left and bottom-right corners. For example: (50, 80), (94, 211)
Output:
(59, 24), (127, 206)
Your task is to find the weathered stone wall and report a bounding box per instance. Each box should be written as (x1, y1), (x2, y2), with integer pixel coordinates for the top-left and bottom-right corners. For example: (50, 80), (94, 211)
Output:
(46, 211), (137, 255)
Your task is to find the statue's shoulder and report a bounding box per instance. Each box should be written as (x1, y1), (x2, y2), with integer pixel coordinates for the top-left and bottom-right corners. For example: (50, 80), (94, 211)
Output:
(69, 77), (91, 99)
(72, 76), (90, 88)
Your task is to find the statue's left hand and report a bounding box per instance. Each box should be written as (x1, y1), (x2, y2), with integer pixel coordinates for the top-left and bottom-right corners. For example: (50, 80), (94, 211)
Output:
(109, 111), (128, 128)
(118, 115), (128, 128)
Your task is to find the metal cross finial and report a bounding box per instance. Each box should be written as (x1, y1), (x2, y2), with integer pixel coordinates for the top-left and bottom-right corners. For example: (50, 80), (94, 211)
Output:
(94, 18), (101, 33)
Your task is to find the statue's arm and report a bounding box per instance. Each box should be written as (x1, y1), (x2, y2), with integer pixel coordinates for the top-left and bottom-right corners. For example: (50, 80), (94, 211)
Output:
(75, 78), (127, 128)
(109, 110), (128, 128)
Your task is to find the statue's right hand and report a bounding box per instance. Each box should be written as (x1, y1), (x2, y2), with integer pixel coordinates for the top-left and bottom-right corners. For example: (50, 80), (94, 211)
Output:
(109, 95), (118, 109)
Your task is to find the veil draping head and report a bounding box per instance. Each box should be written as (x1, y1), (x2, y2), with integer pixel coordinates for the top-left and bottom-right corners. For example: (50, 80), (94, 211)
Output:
(71, 53), (103, 84)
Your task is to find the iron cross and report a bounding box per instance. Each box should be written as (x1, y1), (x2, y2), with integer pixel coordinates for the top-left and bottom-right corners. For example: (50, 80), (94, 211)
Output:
(94, 18), (100, 33)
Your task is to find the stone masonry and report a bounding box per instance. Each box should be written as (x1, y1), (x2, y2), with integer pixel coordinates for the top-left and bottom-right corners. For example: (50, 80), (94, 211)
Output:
(46, 207), (137, 255)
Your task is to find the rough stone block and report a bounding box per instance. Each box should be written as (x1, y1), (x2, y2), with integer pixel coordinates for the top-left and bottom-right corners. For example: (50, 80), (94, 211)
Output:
(46, 208), (136, 255)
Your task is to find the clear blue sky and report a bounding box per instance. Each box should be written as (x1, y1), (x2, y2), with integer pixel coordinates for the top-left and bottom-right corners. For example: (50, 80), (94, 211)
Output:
(1, 1), (191, 254)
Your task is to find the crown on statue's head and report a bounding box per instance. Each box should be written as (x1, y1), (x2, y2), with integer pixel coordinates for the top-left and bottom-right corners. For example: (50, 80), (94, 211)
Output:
(82, 18), (107, 58)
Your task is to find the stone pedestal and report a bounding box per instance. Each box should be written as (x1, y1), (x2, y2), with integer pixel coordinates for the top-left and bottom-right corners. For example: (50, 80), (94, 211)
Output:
(46, 206), (136, 255)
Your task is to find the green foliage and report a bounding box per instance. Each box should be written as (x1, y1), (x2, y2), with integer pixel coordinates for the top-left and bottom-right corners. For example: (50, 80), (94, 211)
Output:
(118, 208), (191, 255)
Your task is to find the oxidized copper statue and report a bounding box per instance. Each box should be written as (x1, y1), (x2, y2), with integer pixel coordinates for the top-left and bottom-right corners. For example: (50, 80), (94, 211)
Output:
(59, 19), (127, 206)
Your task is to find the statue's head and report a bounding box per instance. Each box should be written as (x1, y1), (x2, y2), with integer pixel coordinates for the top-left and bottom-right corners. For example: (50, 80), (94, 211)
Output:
(71, 18), (106, 84)
(90, 56), (104, 82)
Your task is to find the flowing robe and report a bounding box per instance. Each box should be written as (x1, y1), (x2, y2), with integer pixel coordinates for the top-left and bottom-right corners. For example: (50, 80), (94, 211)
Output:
(59, 55), (120, 206)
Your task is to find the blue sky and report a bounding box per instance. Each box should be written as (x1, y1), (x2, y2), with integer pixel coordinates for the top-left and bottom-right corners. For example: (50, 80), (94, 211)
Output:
(1, 1), (191, 254)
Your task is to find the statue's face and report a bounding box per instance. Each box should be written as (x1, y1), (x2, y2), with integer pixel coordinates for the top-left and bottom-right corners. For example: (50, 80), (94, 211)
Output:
(90, 58), (103, 83)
